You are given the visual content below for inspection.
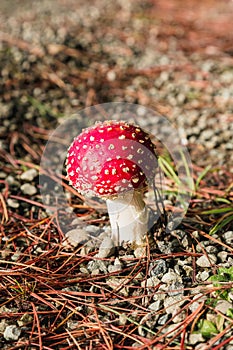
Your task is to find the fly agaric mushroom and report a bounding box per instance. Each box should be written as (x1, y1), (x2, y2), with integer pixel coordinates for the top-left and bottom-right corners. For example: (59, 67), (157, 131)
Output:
(66, 120), (157, 245)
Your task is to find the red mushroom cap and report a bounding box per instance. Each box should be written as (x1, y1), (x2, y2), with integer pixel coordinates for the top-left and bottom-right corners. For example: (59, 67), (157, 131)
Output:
(66, 120), (157, 197)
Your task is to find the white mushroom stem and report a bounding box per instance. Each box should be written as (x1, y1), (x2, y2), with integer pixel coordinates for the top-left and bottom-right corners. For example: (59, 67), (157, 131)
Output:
(106, 190), (148, 246)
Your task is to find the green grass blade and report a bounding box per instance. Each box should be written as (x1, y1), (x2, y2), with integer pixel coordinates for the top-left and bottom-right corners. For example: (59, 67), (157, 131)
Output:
(195, 165), (212, 189)
(202, 207), (233, 215)
(158, 156), (181, 186)
(209, 214), (233, 235)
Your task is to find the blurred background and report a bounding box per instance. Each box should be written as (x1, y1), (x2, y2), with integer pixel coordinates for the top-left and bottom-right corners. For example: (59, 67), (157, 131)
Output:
(0, 0), (233, 168)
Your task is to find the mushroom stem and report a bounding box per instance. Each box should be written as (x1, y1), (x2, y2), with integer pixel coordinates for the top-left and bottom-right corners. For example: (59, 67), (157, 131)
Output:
(106, 190), (148, 245)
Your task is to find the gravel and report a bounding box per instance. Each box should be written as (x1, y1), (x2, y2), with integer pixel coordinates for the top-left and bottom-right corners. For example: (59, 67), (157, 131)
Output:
(3, 325), (21, 341)
(20, 183), (37, 195)
(0, 0), (232, 348)
(20, 168), (38, 181)
(196, 254), (218, 267)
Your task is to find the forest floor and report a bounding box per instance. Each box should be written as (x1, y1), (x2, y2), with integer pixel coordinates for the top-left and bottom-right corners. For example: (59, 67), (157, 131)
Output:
(0, 0), (233, 349)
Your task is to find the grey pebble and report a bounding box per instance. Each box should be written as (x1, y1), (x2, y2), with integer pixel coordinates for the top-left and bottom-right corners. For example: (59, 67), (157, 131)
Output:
(157, 314), (170, 325)
(20, 183), (37, 195)
(217, 251), (228, 262)
(162, 322), (182, 337)
(20, 168), (38, 181)
(196, 254), (217, 267)
(4, 325), (21, 341)
(134, 246), (146, 258)
(223, 231), (233, 245)
(85, 225), (100, 234)
(6, 175), (18, 185)
(87, 260), (108, 274)
(148, 300), (161, 312)
(65, 229), (89, 247)
(7, 198), (19, 208)
(163, 295), (184, 314)
(161, 270), (182, 284)
(196, 270), (210, 281)
(149, 259), (167, 277)
(96, 236), (115, 258)
(141, 276), (160, 289)
(215, 300), (232, 314)
(205, 245), (218, 254)
(189, 333), (205, 345)
(0, 171), (7, 178)
(173, 310), (186, 323)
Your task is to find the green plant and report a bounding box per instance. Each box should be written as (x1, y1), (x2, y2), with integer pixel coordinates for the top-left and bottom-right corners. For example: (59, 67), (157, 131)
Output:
(197, 319), (218, 338)
(202, 204), (233, 235)
(208, 267), (233, 301)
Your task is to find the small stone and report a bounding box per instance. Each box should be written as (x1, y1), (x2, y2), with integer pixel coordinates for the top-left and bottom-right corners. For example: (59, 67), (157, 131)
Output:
(0, 319), (8, 333)
(96, 236), (115, 258)
(85, 225), (100, 234)
(196, 254), (217, 267)
(11, 251), (21, 261)
(65, 229), (89, 247)
(87, 260), (108, 274)
(223, 231), (233, 245)
(106, 277), (129, 296)
(7, 198), (19, 208)
(164, 295), (184, 315)
(157, 314), (169, 325)
(119, 313), (128, 326)
(201, 129), (214, 141)
(134, 246), (146, 258)
(189, 333), (205, 345)
(20, 183), (37, 195)
(4, 325), (21, 341)
(148, 300), (161, 312)
(108, 257), (122, 273)
(162, 322), (182, 337)
(217, 251), (228, 262)
(20, 168), (38, 181)
(141, 276), (160, 289)
(196, 270), (210, 281)
(6, 175), (18, 185)
(0, 171), (7, 178)
(168, 281), (184, 297)
(80, 267), (89, 274)
(205, 245), (218, 254)
(189, 293), (207, 313)
(173, 310), (186, 323)
(215, 300), (232, 314)
(149, 259), (167, 277)
(17, 313), (33, 327)
(106, 70), (116, 81)
(153, 284), (167, 301)
(161, 270), (182, 284)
